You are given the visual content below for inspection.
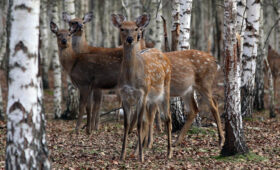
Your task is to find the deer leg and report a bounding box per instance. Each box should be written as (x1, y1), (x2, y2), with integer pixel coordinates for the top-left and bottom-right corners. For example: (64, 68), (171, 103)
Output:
(209, 97), (225, 147)
(146, 104), (157, 149)
(75, 91), (87, 133)
(92, 89), (102, 131)
(128, 109), (138, 134)
(86, 91), (93, 134)
(274, 77), (277, 102)
(116, 92), (122, 121)
(173, 93), (198, 147)
(159, 95), (172, 159)
(120, 102), (131, 160)
(137, 97), (146, 162)
(155, 110), (162, 133)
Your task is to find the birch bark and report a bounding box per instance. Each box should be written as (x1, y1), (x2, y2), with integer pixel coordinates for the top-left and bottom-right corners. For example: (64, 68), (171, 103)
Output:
(221, 0), (249, 156)
(241, 0), (261, 118)
(51, 0), (62, 118)
(6, 0), (50, 168)
(62, 0), (80, 119)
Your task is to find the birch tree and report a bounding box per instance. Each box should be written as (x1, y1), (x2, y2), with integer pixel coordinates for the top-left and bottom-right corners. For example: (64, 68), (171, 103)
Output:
(254, 0), (265, 111)
(0, 0), (8, 121)
(241, 0), (261, 118)
(51, 0), (62, 118)
(61, 0), (80, 119)
(6, 0), (50, 168)
(40, 0), (50, 90)
(221, 0), (249, 156)
(179, 0), (192, 50)
(170, 0), (185, 132)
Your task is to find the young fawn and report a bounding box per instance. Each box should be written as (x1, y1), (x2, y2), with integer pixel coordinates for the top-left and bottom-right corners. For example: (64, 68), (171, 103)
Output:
(112, 14), (172, 162)
(130, 31), (225, 149)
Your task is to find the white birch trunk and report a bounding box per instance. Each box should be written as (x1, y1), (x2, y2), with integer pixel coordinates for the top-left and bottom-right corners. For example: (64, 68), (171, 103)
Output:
(171, 0), (180, 51)
(40, 0), (49, 89)
(51, 0), (62, 119)
(179, 0), (192, 50)
(254, 0), (265, 110)
(241, 0), (260, 118)
(236, 0), (246, 57)
(62, 0), (80, 119)
(170, 0), (186, 132)
(6, 0), (50, 168)
(154, 0), (164, 50)
(221, 0), (248, 156)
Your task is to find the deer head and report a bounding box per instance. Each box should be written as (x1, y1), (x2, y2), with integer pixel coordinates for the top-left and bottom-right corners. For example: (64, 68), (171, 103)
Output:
(111, 14), (150, 46)
(62, 12), (93, 35)
(50, 21), (71, 49)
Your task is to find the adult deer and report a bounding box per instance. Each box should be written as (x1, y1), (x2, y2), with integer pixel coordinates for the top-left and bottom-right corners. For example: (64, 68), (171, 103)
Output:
(62, 12), (124, 132)
(111, 14), (172, 162)
(50, 22), (122, 134)
(62, 12), (149, 132)
(130, 28), (225, 149)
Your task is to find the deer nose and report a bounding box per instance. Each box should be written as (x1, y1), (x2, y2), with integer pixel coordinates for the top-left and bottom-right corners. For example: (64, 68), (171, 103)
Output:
(126, 36), (134, 44)
(61, 39), (67, 45)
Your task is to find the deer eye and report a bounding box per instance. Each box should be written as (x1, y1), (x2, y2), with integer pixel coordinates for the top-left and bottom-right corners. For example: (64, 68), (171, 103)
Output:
(135, 28), (138, 31)
(120, 28), (124, 31)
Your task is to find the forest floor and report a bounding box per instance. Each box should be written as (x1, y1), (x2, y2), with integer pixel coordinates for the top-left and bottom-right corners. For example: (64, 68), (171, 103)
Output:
(0, 70), (280, 169)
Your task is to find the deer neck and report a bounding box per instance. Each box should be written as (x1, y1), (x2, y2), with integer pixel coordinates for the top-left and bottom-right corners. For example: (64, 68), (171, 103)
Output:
(121, 43), (142, 84)
(72, 31), (88, 53)
(58, 45), (76, 73)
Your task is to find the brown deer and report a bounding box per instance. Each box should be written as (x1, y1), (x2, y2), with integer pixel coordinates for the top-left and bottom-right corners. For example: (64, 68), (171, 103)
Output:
(50, 22), (122, 134)
(62, 12), (124, 132)
(267, 45), (280, 99)
(130, 29), (225, 149)
(62, 12), (149, 132)
(50, 22), (94, 133)
(111, 14), (172, 162)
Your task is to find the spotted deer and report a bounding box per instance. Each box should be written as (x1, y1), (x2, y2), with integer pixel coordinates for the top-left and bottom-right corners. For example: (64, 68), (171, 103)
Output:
(50, 21), (122, 134)
(111, 14), (172, 162)
(130, 30), (225, 149)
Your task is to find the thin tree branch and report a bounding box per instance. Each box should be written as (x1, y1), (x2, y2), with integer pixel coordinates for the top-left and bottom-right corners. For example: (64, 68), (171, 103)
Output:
(264, 17), (280, 49)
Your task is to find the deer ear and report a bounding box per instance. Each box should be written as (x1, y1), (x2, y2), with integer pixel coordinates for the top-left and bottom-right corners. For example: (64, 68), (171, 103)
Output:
(111, 14), (126, 28)
(83, 12), (93, 23)
(136, 14), (150, 28)
(62, 12), (71, 23)
(50, 21), (58, 34)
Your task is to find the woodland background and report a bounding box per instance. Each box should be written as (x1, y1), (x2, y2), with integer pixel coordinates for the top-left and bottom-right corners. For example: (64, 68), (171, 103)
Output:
(0, 0), (279, 169)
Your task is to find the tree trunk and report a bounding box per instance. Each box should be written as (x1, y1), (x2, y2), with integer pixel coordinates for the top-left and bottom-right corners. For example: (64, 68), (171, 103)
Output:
(40, 0), (50, 89)
(179, 0), (192, 50)
(241, 0), (261, 118)
(221, 0), (249, 156)
(254, 0), (265, 111)
(0, 0), (8, 121)
(170, 0), (184, 132)
(6, 0), (50, 168)
(61, 0), (80, 120)
(154, 0), (163, 50)
(51, 0), (62, 119)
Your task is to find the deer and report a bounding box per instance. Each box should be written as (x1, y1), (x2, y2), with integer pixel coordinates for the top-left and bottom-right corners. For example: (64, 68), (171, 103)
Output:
(111, 14), (172, 162)
(50, 21), (123, 134)
(267, 45), (280, 99)
(62, 12), (152, 132)
(129, 25), (225, 150)
(50, 22), (94, 133)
